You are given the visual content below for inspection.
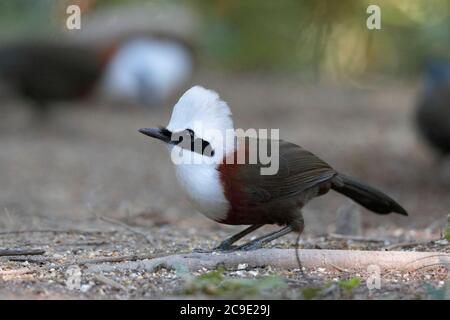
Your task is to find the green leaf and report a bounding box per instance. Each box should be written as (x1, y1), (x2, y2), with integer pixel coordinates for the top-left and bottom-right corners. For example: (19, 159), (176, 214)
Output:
(183, 268), (286, 298)
(444, 214), (450, 242)
(338, 278), (361, 291)
(301, 287), (322, 300)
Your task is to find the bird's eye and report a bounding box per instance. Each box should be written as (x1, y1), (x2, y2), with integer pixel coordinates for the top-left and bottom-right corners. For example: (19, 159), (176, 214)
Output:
(186, 129), (194, 137)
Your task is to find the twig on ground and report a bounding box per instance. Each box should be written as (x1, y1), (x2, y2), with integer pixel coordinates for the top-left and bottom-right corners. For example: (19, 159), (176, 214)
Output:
(411, 263), (449, 272)
(68, 255), (150, 266)
(85, 249), (450, 274)
(92, 274), (128, 291)
(6, 257), (56, 264)
(327, 262), (349, 272)
(328, 233), (386, 242)
(99, 216), (154, 244)
(6, 253), (168, 267)
(0, 229), (115, 236)
(404, 253), (450, 269)
(18, 241), (110, 248)
(58, 253), (169, 268)
(0, 248), (45, 256)
(0, 268), (34, 276)
(383, 240), (432, 251)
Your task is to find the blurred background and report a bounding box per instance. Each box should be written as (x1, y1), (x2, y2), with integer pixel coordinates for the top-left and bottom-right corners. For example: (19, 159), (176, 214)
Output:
(0, 0), (449, 242)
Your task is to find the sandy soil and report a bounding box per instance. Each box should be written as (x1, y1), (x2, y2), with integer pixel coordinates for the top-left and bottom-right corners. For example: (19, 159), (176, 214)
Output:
(0, 71), (448, 299)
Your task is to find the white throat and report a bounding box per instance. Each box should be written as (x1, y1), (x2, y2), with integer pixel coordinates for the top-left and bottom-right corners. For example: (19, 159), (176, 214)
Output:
(174, 160), (229, 221)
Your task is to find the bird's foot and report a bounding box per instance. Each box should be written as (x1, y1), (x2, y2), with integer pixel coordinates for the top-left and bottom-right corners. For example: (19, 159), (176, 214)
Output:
(236, 241), (263, 251)
(213, 244), (238, 252)
(192, 245), (238, 253)
(192, 247), (212, 253)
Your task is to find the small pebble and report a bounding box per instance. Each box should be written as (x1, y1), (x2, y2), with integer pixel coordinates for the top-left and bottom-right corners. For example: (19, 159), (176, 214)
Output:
(80, 284), (92, 293)
(237, 263), (248, 270)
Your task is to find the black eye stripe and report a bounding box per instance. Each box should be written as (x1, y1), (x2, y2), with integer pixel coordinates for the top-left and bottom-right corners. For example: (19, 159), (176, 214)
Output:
(201, 139), (215, 157)
(170, 129), (215, 157)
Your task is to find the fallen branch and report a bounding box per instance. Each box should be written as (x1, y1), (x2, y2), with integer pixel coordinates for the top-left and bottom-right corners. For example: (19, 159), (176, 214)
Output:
(0, 248), (45, 256)
(86, 249), (450, 274)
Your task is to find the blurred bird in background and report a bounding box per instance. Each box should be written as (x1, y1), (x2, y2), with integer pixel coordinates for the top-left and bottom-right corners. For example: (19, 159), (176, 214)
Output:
(0, 34), (194, 119)
(415, 61), (450, 185)
(416, 61), (450, 157)
(100, 34), (194, 108)
(0, 42), (102, 117)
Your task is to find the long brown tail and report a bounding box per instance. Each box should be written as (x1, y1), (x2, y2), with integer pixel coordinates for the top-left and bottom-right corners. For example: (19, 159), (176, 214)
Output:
(331, 174), (408, 216)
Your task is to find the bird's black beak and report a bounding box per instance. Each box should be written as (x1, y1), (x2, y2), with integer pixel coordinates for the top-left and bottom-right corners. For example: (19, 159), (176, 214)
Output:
(138, 127), (172, 144)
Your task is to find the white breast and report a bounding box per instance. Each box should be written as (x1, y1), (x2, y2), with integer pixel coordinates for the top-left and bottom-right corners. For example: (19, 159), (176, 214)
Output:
(174, 162), (229, 222)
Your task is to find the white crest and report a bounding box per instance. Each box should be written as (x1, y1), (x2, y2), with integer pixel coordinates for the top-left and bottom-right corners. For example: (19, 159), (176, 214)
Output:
(166, 86), (236, 161)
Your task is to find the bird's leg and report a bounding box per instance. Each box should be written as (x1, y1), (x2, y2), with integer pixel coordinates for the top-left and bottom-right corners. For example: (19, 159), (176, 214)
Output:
(214, 224), (264, 251)
(236, 225), (294, 251)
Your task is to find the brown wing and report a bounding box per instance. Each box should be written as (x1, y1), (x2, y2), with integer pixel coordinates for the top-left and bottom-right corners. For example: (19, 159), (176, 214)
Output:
(230, 138), (337, 204)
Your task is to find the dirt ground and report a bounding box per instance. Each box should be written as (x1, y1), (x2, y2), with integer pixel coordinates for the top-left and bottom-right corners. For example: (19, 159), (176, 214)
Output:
(0, 71), (449, 299)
